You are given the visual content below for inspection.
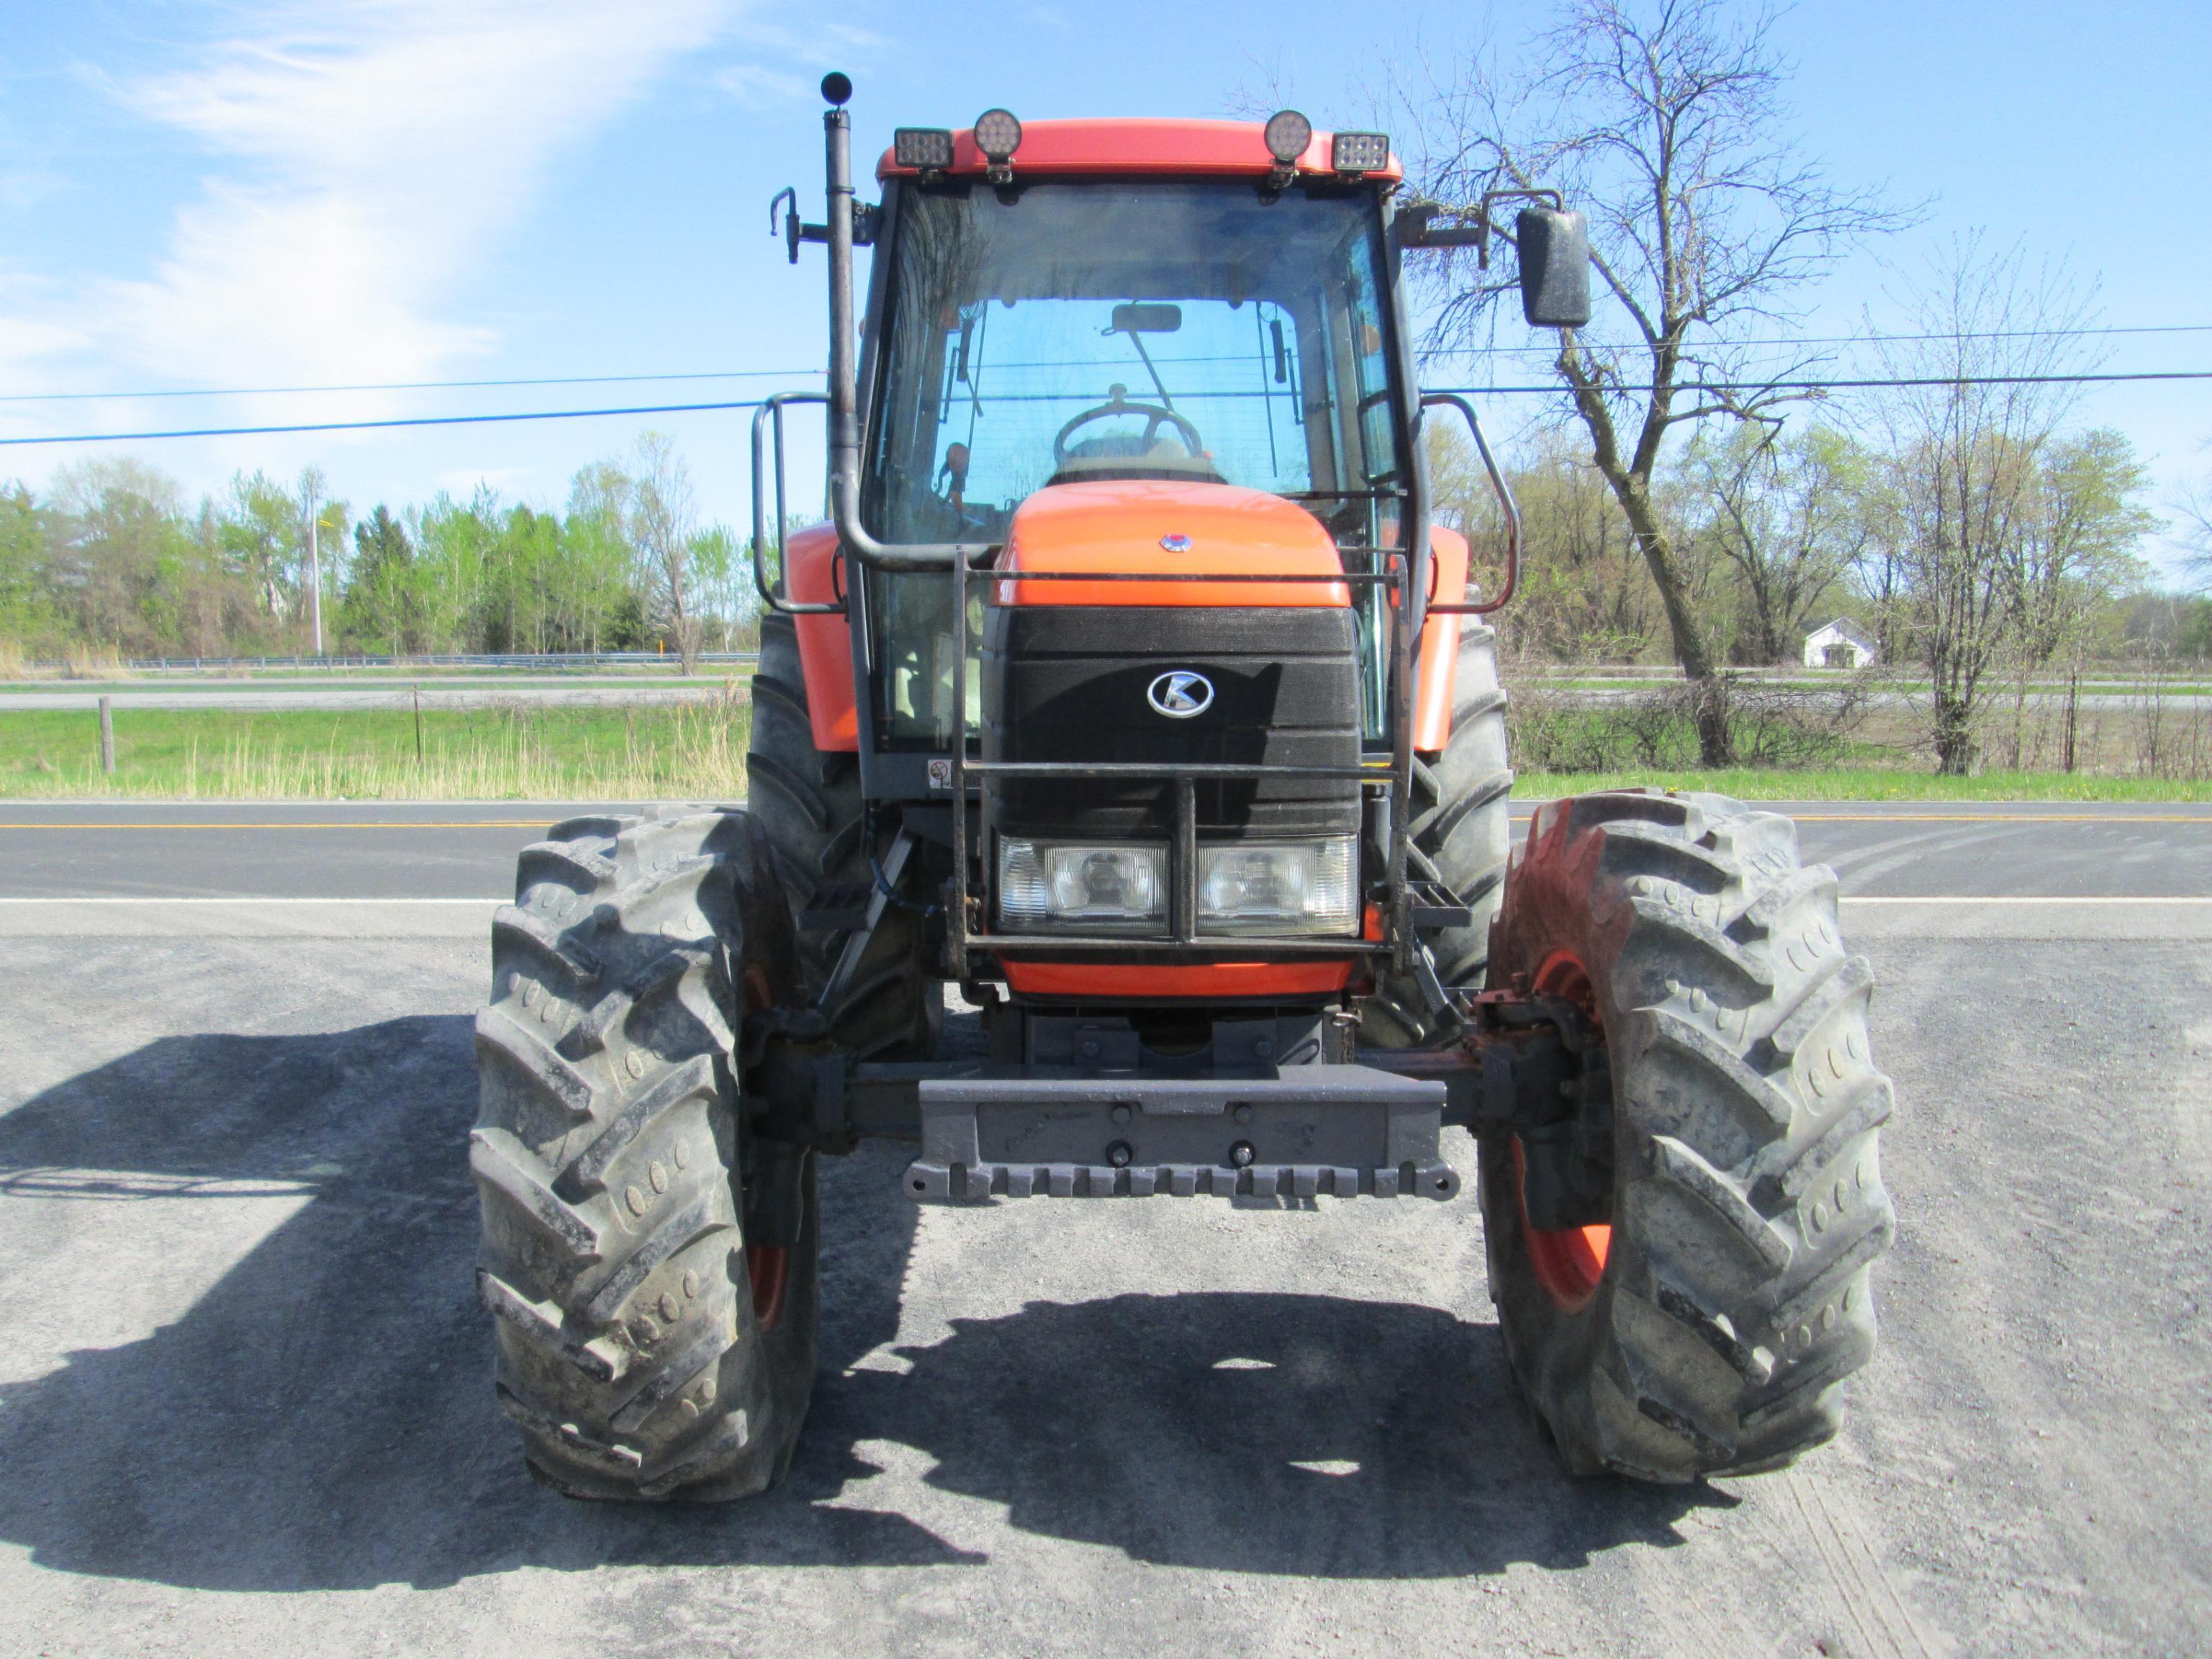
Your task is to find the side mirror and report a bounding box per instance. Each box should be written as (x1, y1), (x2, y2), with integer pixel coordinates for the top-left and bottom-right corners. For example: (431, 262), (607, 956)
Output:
(1515, 208), (1591, 328)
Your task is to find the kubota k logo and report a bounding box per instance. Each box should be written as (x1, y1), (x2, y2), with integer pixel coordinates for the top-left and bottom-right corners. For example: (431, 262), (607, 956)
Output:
(1147, 671), (1214, 719)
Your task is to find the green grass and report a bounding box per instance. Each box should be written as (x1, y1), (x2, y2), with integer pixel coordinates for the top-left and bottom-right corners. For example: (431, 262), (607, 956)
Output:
(4, 701), (2207, 803)
(0, 700), (753, 800)
(1515, 767), (2212, 802)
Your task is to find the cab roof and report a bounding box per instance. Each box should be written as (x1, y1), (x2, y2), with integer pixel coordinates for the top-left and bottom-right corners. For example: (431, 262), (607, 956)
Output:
(875, 117), (1403, 185)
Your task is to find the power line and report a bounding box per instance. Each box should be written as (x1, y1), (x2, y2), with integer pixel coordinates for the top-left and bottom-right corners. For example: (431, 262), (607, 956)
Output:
(9, 322), (2208, 407)
(2, 367), (2206, 448)
(1432, 369), (2212, 396)
(0, 397), (802, 448)
(0, 367), (827, 407)
(1430, 321), (2212, 356)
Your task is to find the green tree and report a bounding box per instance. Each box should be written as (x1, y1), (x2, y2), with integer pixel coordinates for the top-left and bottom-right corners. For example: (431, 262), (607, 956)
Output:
(219, 470), (306, 633)
(1681, 425), (1871, 665)
(0, 483), (55, 650)
(341, 505), (420, 654)
(48, 458), (197, 653)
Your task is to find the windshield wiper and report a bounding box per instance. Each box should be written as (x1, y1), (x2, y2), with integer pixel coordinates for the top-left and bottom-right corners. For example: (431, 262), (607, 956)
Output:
(1117, 325), (1174, 410)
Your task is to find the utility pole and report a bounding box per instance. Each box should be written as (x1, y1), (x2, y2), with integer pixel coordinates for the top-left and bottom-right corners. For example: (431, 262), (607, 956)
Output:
(305, 477), (325, 659)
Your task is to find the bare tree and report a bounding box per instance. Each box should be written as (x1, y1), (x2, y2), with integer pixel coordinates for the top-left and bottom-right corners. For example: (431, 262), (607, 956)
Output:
(1394, 0), (1906, 761)
(2177, 467), (2212, 592)
(2003, 429), (2153, 664)
(1868, 235), (2104, 774)
(628, 433), (704, 674)
(1993, 428), (2153, 766)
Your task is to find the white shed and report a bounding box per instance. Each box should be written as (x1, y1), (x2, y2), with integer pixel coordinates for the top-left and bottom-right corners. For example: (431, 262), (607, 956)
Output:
(1803, 618), (1877, 669)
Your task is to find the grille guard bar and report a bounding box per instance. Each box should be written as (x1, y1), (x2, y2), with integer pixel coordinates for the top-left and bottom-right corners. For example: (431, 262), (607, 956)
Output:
(943, 551), (1422, 977)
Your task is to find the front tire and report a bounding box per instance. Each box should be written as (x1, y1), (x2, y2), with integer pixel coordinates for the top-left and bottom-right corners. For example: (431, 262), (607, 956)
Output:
(1360, 621), (1514, 1046)
(471, 808), (820, 1501)
(745, 610), (939, 1059)
(1481, 791), (1897, 1480)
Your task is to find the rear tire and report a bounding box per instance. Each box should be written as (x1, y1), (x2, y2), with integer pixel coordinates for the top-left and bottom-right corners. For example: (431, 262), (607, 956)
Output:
(1360, 622), (1514, 1046)
(471, 808), (820, 1501)
(746, 610), (939, 1059)
(1481, 790), (1897, 1480)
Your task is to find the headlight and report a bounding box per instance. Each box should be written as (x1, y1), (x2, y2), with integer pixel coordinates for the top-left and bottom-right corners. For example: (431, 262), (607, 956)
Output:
(1199, 836), (1357, 936)
(996, 836), (1358, 937)
(999, 839), (1165, 934)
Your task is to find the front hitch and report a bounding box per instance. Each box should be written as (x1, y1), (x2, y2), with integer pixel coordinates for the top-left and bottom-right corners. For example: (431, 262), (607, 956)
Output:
(1358, 992), (1612, 1228)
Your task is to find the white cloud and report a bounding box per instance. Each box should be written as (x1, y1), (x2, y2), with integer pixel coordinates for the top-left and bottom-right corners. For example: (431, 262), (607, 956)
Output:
(707, 18), (884, 105)
(28, 0), (742, 415)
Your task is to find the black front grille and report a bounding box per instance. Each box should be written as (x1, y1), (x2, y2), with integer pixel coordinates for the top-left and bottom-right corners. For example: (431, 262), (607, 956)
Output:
(981, 605), (1361, 839)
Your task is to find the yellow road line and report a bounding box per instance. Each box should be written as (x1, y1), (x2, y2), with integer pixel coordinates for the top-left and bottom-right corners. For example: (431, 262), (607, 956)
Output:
(1506, 810), (2210, 823)
(0, 821), (551, 830)
(1789, 813), (2209, 823)
(0, 895), (505, 904)
(1839, 895), (2212, 904)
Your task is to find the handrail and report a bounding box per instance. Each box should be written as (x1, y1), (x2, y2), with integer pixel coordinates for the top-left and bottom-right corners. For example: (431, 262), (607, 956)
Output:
(1419, 392), (1520, 615)
(749, 392), (845, 615)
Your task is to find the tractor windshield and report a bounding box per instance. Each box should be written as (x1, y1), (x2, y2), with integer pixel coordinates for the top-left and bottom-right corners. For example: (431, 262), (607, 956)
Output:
(866, 181), (1404, 549)
(862, 179), (1407, 748)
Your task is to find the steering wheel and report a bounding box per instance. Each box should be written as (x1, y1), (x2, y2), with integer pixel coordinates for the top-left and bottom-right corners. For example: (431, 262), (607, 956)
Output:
(1052, 385), (1206, 469)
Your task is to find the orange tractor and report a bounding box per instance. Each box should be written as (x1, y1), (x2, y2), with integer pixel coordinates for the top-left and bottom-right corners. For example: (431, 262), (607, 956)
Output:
(471, 79), (1895, 1500)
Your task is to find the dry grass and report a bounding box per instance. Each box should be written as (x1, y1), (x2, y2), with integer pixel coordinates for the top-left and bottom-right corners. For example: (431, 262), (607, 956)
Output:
(60, 643), (130, 681)
(0, 688), (754, 800)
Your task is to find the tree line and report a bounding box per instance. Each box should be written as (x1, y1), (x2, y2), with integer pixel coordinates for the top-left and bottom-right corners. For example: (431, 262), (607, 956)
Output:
(0, 433), (758, 673)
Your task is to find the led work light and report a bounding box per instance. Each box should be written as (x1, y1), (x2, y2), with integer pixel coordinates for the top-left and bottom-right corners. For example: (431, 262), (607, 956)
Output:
(893, 127), (955, 171)
(1330, 131), (1391, 176)
(1263, 109), (1313, 166)
(972, 108), (1024, 161)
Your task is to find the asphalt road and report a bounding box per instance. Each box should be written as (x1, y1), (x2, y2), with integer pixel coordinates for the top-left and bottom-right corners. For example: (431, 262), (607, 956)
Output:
(0, 797), (2206, 903)
(0, 799), (2207, 1656)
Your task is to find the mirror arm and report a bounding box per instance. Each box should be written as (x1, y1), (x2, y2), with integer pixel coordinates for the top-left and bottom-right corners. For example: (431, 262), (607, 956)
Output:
(1398, 187), (1565, 263)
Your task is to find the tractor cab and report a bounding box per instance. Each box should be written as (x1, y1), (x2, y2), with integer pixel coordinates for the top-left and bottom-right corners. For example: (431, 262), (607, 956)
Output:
(859, 124), (1414, 754)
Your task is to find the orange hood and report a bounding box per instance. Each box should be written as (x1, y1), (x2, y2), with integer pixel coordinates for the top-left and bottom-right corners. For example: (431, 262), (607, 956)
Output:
(994, 479), (1350, 608)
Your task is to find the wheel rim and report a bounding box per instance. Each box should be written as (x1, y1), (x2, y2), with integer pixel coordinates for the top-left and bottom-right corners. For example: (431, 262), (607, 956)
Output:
(739, 963), (790, 1333)
(747, 1247), (790, 1332)
(1514, 950), (1612, 1312)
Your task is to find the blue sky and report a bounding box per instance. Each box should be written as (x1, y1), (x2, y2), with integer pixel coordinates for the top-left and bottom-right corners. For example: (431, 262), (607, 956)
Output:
(3, 1), (2208, 578)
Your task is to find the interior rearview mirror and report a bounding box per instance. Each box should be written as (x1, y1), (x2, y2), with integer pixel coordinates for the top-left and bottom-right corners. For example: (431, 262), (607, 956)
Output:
(1516, 208), (1592, 329)
(1111, 302), (1182, 334)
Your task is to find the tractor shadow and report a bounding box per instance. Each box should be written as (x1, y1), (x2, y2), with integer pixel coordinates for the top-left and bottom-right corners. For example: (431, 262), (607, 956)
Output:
(0, 1016), (1721, 1591)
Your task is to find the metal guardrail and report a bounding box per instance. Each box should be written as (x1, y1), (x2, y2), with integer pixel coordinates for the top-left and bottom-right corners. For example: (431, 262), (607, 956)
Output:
(19, 651), (762, 674)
